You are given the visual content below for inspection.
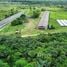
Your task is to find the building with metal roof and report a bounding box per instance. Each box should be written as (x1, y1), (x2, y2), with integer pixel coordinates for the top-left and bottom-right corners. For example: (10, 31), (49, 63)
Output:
(38, 11), (49, 29)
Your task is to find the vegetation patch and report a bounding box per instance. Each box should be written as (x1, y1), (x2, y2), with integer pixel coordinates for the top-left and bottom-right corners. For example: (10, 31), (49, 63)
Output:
(0, 33), (67, 67)
(11, 14), (28, 26)
(31, 9), (41, 18)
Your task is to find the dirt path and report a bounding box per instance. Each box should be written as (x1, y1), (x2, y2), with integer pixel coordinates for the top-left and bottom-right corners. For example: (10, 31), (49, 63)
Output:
(21, 34), (39, 37)
(24, 19), (35, 30)
(21, 19), (36, 34)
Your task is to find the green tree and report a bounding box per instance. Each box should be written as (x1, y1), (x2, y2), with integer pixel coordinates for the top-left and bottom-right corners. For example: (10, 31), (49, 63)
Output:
(32, 9), (40, 18)
(0, 60), (9, 67)
(24, 62), (37, 67)
(15, 58), (28, 67)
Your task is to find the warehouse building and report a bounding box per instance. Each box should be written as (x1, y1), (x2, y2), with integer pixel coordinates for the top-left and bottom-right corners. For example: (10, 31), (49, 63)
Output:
(38, 11), (49, 29)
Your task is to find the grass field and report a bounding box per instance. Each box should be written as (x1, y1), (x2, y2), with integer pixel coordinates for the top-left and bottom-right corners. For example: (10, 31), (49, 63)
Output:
(0, 6), (67, 36)
(0, 5), (18, 20)
(48, 10), (67, 33)
(0, 10), (10, 20)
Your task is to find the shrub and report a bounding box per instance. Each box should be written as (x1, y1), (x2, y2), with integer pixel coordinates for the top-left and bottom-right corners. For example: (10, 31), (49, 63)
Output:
(24, 62), (37, 67)
(41, 8), (45, 11)
(32, 9), (40, 18)
(28, 50), (37, 58)
(0, 60), (9, 67)
(11, 18), (22, 26)
(11, 14), (27, 26)
(15, 58), (28, 67)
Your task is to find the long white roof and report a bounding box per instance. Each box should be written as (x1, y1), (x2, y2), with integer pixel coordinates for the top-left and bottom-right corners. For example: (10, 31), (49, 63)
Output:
(38, 11), (49, 29)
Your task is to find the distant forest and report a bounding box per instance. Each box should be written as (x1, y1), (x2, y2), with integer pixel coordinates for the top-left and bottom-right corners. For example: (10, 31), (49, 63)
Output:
(0, 0), (67, 6)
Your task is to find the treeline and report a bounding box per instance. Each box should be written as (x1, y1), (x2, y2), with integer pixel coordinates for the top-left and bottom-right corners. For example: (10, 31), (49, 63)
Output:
(0, 0), (67, 6)
(0, 32), (67, 67)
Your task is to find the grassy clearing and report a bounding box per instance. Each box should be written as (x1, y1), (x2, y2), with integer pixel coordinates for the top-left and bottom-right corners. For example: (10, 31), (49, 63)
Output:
(48, 10), (67, 33)
(0, 5), (18, 20)
(21, 9), (67, 35)
(0, 6), (67, 36)
(0, 10), (11, 20)
(0, 24), (25, 35)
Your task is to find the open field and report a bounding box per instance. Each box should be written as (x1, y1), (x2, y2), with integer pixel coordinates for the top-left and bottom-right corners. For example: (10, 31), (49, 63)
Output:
(0, 5), (67, 36)
(48, 10), (67, 33)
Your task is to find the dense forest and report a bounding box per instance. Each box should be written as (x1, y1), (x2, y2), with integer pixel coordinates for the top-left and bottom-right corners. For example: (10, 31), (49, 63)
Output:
(0, 32), (67, 67)
(0, 0), (67, 6)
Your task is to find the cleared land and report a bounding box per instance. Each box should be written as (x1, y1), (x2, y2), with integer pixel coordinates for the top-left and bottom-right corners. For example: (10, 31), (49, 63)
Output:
(49, 10), (67, 33)
(0, 6), (67, 36)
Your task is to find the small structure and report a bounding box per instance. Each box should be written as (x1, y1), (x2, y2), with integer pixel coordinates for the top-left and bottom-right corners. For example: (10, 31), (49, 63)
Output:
(38, 11), (50, 29)
(57, 20), (67, 26)
(15, 29), (21, 34)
